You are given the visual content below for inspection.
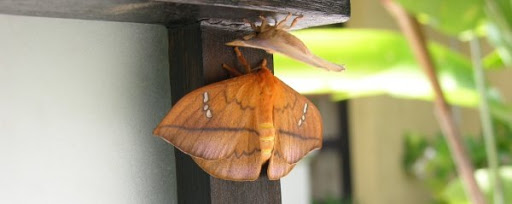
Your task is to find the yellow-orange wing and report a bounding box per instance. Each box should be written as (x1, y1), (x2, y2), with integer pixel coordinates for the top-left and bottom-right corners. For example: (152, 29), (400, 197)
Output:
(268, 78), (323, 180)
(153, 73), (263, 181)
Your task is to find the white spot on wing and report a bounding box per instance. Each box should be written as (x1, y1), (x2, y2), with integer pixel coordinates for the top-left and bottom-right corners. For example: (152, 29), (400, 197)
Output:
(202, 92), (212, 119)
(298, 103), (308, 127)
(203, 92), (209, 103)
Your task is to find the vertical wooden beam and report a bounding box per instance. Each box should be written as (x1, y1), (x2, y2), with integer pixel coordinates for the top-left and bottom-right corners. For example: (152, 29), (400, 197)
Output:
(168, 23), (281, 204)
(338, 101), (352, 201)
(168, 23), (211, 204)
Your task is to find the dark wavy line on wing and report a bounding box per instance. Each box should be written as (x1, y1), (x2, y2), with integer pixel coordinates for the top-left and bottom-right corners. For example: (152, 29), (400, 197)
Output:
(228, 148), (261, 159)
(273, 96), (298, 113)
(222, 84), (256, 111)
(273, 85), (298, 113)
(277, 129), (320, 141)
(161, 125), (259, 136)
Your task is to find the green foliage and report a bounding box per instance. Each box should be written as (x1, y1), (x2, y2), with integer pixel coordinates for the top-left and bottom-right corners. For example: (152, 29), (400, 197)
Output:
(403, 118), (512, 202)
(490, 100), (512, 129)
(395, 0), (486, 36)
(403, 132), (429, 174)
(483, 51), (506, 70)
(395, 0), (512, 66)
(275, 28), (512, 127)
(486, 0), (512, 66)
(442, 167), (512, 204)
(275, 29), (479, 106)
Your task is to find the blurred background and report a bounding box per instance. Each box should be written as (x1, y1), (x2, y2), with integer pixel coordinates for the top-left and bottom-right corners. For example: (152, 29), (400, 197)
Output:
(2, 0), (512, 203)
(279, 0), (512, 204)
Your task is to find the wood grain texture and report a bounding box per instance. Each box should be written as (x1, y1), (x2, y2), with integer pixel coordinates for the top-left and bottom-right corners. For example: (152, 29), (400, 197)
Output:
(168, 23), (281, 203)
(211, 177), (281, 204)
(0, 0), (350, 30)
(168, 24), (210, 204)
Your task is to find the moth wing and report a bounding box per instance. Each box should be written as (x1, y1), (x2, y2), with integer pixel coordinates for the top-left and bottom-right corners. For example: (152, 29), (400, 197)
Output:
(267, 137), (297, 180)
(192, 129), (262, 181)
(268, 78), (323, 179)
(153, 73), (261, 161)
(227, 30), (345, 72)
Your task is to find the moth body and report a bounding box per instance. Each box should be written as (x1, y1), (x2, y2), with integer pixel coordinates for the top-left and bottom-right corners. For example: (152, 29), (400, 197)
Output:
(255, 68), (278, 163)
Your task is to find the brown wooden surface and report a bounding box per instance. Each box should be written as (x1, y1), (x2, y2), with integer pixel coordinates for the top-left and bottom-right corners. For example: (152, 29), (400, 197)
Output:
(338, 101), (352, 201)
(168, 24), (211, 204)
(168, 23), (281, 204)
(211, 177), (281, 204)
(0, 0), (350, 30)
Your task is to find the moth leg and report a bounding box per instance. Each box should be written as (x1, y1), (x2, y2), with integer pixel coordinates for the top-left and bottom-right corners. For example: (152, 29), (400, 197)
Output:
(222, 63), (243, 77)
(276, 13), (292, 29)
(234, 47), (252, 73)
(258, 15), (269, 31)
(271, 16), (278, 26)
(289, 14), (303, 29)
(242, 33), (256, 41)
(279, 14), (303, 30)
(244, 18), (259, 32)
(260, 59), (269, 71)
(250, 58), (269, 72)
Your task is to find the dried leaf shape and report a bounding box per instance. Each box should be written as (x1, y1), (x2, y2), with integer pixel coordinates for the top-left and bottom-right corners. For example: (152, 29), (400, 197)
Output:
(226, 14), (345, 72)
(153, 49), (323, 181)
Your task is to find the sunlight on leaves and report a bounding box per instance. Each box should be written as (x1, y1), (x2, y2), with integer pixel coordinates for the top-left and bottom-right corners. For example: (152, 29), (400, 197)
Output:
(394, 0), (486, 36)
(275, 29), (478, 107)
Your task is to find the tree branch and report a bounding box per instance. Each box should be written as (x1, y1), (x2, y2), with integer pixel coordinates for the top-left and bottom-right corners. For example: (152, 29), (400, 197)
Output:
(381, 1), (486, 203)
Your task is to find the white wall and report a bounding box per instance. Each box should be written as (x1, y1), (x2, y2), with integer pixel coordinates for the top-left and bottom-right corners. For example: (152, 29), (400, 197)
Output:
(281, 160), (312, 204)
(0, 14), (177, 203)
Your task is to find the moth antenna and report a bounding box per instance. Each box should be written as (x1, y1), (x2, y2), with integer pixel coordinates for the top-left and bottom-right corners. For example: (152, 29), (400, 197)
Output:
(276, 13), (292, 29)
(222, 63), (243, 77)
(234, 47), (252, 73)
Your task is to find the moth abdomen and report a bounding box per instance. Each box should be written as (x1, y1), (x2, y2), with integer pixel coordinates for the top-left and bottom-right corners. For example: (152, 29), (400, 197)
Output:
(258, 122), (276, 163)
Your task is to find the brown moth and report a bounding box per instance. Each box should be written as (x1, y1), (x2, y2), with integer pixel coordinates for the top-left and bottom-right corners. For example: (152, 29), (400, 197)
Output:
(154, 48), (323, 181)
(226, 13), (345, 72)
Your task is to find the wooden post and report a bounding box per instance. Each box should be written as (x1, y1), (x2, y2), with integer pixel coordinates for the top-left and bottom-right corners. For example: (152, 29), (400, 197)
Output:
(338, 101), (353, 201)
(168, 23), (281, 204)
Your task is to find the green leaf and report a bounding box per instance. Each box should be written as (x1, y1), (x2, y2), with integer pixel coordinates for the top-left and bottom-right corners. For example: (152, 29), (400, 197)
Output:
(403, 132), (429, 174)
(394, 0), (486, 35)
(486, 0), (512, 66)
(483, 50), (506, 70)
(442, 166), (512, 203)
(274, 29), (479, 107)
(490, 100), (512, 129)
